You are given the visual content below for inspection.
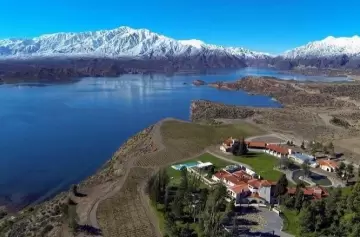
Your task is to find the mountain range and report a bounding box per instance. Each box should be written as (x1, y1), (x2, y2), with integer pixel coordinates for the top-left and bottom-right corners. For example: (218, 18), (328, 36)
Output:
(1, 26), (360, 82)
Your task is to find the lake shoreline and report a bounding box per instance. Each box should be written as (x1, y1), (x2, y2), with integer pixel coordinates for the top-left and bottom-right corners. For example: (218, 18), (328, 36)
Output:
(0, 70), (355, 213)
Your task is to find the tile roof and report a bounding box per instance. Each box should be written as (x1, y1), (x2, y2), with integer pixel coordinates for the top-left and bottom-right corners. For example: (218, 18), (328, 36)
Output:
(248, 179), (261, 189)
(232, 170), (252, 181)
(260, 180), (276, 187)
(287, 186), (329, 199)
(266, 144), (289, 155)
(248, 179), (275, 188)
(230, 183), (249, 194)
(246, 141), (267, 148)
(213, 170), (231, 179)
(224, 175), (245, 186)
(317, 159), (338, 169)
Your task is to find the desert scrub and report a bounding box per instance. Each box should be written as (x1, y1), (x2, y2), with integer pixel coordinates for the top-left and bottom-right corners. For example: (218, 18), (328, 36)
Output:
(330, 116), (350, 128)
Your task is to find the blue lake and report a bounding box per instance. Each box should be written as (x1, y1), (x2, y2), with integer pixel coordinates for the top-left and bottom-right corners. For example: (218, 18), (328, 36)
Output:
(0, 68), (348, 208)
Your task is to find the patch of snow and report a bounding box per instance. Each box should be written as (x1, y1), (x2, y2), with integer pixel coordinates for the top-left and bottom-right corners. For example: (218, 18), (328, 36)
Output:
(283, 35), (360, 58)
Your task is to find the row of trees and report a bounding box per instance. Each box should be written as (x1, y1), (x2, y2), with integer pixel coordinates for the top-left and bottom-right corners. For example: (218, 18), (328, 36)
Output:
(296, 183), (360, 236)
(275, 171), (360, 236)
(336, 162), (355, 183)
(148, 168), (234, 237)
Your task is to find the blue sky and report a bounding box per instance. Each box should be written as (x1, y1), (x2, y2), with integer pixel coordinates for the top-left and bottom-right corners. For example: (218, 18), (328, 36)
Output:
(0, 0), (359, 54)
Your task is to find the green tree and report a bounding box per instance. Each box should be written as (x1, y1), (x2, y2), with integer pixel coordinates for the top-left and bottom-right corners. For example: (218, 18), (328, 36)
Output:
(274, 174), (288, 198)
(200, 184), (228, 237)
(301, 159), (311, 178)
(283, 194), (295, 209)
(301, 141), (305, 150)
(298, 206), (314, 234)
(171, 192), (184, 219)
(345, 163), (355, 183)
(179, 223), (193, 237)
(349, 223), (360, 237)
(164, 213), (179, 237)
(336, 162), (346, 179)
(294, 189), (304, 212)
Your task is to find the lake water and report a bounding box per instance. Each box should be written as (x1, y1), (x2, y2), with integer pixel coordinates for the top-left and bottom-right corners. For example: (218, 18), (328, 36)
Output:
(0, 68), (348, 209)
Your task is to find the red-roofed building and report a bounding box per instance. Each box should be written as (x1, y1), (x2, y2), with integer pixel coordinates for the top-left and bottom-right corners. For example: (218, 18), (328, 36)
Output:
(212, 169), (278, 204)
(246, 141), (268, 149)
(212, 170), (232, 182)
(232, 170), (252, 181)
(287, 186), (329, 200)
(223, 175), (244, 187)
(317, 159), (338, 172)
(266, 144), (290, 158)
(228, 183), (251, 199)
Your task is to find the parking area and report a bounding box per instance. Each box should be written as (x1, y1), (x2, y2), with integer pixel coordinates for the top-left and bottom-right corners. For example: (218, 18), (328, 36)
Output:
(231, 206), (293, 237)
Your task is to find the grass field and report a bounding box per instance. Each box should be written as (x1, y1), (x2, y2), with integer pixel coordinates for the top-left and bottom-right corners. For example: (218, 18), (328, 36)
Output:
(233, 152), (283, 181)
(281, 208), (299, 236)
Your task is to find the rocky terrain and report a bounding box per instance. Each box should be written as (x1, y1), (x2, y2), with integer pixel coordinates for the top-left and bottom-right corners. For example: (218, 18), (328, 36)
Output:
(0, 56), (250, 82)
(209, 76), (357, 108)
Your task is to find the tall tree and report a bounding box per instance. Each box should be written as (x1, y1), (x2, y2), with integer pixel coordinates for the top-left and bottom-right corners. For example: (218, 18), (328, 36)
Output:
(164, 213), (179, 237)
(336, 162), (346, 179)
(301, 159), (311, 178)
(345, 163), (355, 183)
(274, 174), (288, 198)
(300, 141), (305, 150)
(294, 189), (304, 212)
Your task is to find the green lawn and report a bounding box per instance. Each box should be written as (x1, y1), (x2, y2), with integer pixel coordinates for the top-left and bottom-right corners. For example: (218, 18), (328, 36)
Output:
(281, 208), (299, 236)
(233, 152), (283, 181)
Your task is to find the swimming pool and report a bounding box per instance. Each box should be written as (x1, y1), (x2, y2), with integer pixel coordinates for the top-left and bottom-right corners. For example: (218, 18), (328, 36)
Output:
(172, 161), (200, 170)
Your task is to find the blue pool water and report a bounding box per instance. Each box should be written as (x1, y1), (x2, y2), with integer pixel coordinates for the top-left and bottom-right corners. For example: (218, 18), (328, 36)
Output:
(172, 162), (200, 170)
(0, 68), (348, 208)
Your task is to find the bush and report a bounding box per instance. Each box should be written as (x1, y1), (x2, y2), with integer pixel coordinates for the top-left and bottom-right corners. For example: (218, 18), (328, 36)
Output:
(40, 224), (53, 236)
(0, 210), (7, 219)
(330, 116), (350, 128)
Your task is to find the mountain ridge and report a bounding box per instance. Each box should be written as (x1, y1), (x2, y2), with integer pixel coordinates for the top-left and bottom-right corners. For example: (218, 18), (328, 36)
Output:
(1, 26), (360, 75)
(0, 26), (269, 59)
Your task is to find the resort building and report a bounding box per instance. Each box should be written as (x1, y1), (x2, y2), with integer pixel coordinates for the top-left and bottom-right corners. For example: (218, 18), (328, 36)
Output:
(289, 152), (318, 168)
(287, 186), (329, 200)
(317, 159), (338, 172)
(265, 144), (290, 158)
(220, 137), (238, 152)
(228, 183), (250, 200)
(246, 141), (267, 150)
(212, 169), (277, 204)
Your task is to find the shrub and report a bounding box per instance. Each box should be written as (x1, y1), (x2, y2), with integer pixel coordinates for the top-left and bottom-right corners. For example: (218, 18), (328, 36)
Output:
(40, 224), (53, 236)
(330, 116), (350, 128)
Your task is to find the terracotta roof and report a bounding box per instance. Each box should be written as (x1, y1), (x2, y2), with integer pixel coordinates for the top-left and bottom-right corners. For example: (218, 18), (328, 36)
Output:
(317, 159), (338, 169)
(246, 141), (267, 149)
(213, 170), (231, 179)
(224, 175), (244, 186)
(287, 186), (329, 199)
(232, 170), (252, 181)
(260, 180), (276, 187)
(266, 144), (289, 155)
(230, 183), (249, 194)
(248, 179), (261, 189)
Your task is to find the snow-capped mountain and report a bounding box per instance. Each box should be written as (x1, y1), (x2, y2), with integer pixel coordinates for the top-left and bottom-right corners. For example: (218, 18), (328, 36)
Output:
(283, 36), (360, 58)
(0, 26), (268, 59)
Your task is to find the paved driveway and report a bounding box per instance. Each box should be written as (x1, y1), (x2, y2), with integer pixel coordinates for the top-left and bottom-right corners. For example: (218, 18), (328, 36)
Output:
(255, 208), (294, 237)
